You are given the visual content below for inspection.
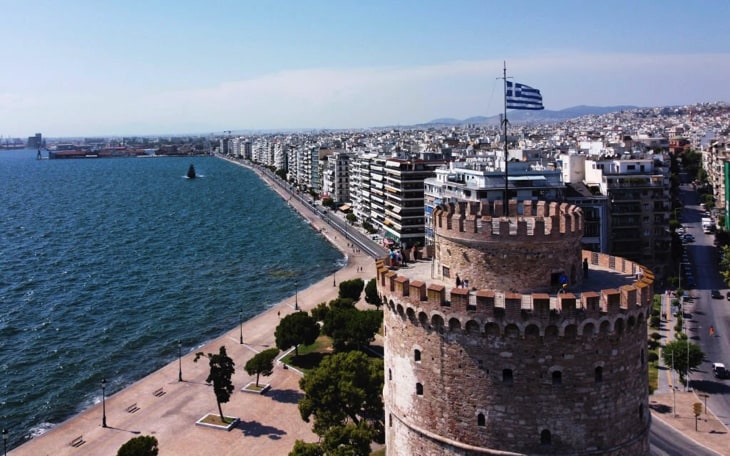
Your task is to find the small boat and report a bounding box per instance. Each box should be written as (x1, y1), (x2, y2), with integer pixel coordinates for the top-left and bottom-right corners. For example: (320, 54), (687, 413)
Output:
(187, 164), (196, 179)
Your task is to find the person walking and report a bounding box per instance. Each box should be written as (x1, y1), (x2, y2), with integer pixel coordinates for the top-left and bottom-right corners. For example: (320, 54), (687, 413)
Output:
(455, 274), (462, 288)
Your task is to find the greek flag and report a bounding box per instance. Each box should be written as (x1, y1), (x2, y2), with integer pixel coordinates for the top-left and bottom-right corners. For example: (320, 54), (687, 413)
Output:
(506, 81), (544, 110)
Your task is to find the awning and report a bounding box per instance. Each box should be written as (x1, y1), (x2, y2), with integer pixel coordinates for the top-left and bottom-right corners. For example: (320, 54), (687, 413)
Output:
(339, 204), (351, 212)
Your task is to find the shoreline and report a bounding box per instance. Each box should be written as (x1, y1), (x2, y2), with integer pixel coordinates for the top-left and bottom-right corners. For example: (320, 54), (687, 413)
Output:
(10, 155), (376, 455)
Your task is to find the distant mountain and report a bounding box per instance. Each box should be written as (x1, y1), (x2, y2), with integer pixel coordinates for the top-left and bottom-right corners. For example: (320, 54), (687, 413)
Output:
(423, 105), (638, 126)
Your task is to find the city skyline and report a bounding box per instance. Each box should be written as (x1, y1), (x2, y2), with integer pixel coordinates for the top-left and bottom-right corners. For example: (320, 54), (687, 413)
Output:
(1, 0), (729, 137)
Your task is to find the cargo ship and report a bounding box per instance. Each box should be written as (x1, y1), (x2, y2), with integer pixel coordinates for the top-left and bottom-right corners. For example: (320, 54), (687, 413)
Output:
(48, 144), (147, 159)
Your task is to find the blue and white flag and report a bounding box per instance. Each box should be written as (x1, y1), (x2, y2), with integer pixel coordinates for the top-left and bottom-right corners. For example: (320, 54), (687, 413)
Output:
(506, 81), (544, 110)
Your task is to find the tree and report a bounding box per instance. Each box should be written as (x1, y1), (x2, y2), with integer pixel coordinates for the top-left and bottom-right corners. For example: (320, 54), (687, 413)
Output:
(345, 212), (357, 224)
(322, 307), (381, 352)
(364, 278), (382, 309)
(117, 435), (159, 456)
(275, 311), (320, 356)
(244, 348), (279, 387)
(662, 339), (704, 384)
(338, 278), (364, 302)
(194, 346), (235, 421)
(298, 351), (384, 452)
(289, 440), (324, 456)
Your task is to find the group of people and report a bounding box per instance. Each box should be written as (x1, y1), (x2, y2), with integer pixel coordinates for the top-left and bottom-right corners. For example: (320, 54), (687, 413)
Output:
(455, 274), (469, 289)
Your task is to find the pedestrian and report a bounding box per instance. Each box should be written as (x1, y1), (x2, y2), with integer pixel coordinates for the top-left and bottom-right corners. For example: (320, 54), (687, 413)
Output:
(455, 274), (462, 288)
(583, 258), (589, 278)
(464, 279), (469, 289)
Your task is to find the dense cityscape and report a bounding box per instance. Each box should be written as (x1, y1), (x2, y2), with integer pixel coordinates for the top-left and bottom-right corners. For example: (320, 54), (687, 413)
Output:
(4, 101), (730, 455)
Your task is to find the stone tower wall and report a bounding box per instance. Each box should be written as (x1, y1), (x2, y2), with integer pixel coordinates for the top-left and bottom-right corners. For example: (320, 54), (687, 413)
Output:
(433, 200), (584, 292)
(379, 251), (653, 455)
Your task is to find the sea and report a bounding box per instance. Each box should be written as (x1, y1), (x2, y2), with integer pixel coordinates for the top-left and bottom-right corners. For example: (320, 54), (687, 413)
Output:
(0, 149), (342, 450)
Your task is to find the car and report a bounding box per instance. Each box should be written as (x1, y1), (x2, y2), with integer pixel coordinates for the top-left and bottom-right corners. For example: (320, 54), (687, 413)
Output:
(726, 291), (730, 301)
(712, 363), (728, 379)
(711, 289), (722, 299)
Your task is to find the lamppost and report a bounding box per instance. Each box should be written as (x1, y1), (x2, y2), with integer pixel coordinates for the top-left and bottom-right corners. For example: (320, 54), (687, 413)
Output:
(101, 378), (108, 428)
(239, 308), (244, 344)
(3, 428), (8, 456)
(294, 280), (299, 311)
(178, 340), (183, 382)
(333, 269), (336, 287)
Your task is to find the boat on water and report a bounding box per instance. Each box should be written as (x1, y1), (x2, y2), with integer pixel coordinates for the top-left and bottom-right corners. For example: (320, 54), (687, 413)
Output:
(187, 164), (196, 179)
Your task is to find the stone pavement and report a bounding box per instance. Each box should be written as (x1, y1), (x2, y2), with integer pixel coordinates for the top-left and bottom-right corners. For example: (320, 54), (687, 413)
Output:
(10, 158), (377, 456)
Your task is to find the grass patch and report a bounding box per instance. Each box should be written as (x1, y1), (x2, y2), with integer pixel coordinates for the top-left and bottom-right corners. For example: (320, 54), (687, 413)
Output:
(281, 336), (333, 371)
(370, 449), (385, 456)
(648, 360), (659, 394)
(200, 414), (237, 425)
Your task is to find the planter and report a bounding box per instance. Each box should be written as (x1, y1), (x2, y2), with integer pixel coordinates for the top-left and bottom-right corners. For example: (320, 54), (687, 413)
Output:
(195, 413), (239, 431)
(242, 382), (271, 394)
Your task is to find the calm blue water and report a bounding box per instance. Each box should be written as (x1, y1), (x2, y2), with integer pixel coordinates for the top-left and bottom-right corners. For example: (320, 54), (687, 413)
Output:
(0, 150), (342, 449)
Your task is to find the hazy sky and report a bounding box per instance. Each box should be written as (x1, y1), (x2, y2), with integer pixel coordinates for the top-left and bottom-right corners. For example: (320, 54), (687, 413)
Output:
(1, 0), (729, 137)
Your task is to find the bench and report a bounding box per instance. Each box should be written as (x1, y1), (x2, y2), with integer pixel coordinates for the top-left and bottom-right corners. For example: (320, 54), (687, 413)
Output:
(126, 403), (140, 413)
(153, 387), (166, 397)
(70, 435), (85, 447)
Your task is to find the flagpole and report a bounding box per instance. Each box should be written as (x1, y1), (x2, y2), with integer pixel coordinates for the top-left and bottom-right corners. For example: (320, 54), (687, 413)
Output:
(502, 61), (509, 216)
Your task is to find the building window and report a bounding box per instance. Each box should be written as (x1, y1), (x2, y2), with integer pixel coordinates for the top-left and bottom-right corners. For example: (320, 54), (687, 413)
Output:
(540, 429), (551, 445)
(389, 368), (392, 381)
(414, 349), (421, 362)
(502, 369), (513, 384)
(416, 383), (424, 396)
(477, 413), (485, 427)
(552, 371), (562, 385)
(595, 366), (603, 383)
(389, 413), (393, 427)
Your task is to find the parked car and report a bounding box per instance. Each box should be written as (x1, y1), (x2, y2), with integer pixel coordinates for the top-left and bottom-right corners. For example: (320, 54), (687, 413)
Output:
(712, 363), (728, 379)
(711, 289), (722, 299)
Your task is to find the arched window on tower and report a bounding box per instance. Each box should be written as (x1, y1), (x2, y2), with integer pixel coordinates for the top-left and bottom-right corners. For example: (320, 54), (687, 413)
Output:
(540, 429), (551, 445)
(388, 368), (392, 381)
(414, 349), (421, 362)
(477, 413), (485, 427)
(595, 366), (603, 383)
(552, 370), (562, 385)
(416, 383), (423, 396)
(502, 369), (513, 384)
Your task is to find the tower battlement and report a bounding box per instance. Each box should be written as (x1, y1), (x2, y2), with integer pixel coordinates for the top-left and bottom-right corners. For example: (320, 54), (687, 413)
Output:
(382, 199), (651, 455)
(434, 200), (583, 239)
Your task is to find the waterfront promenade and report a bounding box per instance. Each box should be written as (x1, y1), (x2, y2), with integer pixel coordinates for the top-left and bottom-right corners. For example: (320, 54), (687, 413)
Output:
(10, 158), (375, 455)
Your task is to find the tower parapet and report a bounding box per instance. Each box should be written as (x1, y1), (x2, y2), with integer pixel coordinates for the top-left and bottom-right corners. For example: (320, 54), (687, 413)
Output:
(433, 200), (584, 292)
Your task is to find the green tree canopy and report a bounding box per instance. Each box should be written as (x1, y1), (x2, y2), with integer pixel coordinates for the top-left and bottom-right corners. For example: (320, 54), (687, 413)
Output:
(338, 278), (364, 302)
(289, 440), (324, 456)
(117, 435), (159, 456)
(275, 311), (320, 356)
(662, 339), (704, 384)
(194, 346), (235, 420)
(364, 278), (382, 309)
(244, 347), (280, 386)
(322, 307), (382, 352)
(298, 351), (384, 450)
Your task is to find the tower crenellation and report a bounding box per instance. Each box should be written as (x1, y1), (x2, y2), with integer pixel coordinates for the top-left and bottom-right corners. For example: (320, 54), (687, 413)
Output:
(381, 200), (652, 455)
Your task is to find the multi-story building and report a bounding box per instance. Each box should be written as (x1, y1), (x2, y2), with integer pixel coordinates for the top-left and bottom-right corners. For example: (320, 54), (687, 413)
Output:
(423, 160), (565, 247)
(321, 149), (354, 203)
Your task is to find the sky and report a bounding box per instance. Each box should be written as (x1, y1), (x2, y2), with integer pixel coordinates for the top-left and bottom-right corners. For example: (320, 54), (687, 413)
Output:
(1, 0), (729, 137)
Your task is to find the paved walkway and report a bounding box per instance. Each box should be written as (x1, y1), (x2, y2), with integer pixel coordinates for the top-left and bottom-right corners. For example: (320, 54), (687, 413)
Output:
(10, 159), (376, 456)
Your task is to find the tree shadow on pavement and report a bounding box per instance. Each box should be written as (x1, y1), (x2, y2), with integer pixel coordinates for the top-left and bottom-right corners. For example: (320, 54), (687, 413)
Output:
(235, 419), (287, 439)
(268, 388), (304, 404)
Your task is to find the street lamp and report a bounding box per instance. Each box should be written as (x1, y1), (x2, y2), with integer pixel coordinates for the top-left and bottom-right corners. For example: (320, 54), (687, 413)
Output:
(295, 280), (299, 311)
(3, 428), (8, 456)
(178, 340), (183, 382)
(239, 308), (244, 344)
(101, 378), (108, 428)
(333, 269), (336, 287)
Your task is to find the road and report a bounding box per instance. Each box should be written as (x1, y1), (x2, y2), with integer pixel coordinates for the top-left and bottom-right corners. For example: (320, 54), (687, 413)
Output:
(678, 184), (730, 432)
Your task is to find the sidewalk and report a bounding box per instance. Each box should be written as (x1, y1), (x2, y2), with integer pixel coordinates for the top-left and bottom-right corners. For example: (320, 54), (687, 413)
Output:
(10, 159), (377, 456)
